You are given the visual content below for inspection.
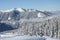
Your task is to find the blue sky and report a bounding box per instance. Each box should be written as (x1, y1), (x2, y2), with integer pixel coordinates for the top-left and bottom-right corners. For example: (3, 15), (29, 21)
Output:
(0, 0), (60, 11)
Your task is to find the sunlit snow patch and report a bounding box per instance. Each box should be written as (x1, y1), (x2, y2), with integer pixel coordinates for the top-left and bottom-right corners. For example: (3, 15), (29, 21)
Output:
(8, 17), (11, 20)
(0, 34), (59, 40)
(37, 12), (46, 18)
(16, 8), (25, 12)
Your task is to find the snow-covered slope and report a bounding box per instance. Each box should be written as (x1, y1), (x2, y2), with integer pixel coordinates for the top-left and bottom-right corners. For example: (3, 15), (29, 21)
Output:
(37, 12), (46, 17)
(0, 8), (25, 12)
(0, 8), (14, 12)
(15, 8), (25, 12)
(0, 34), (59, 40)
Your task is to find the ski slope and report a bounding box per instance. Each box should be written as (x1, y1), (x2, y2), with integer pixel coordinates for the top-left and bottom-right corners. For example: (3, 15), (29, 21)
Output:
(0, 34), (60, 40)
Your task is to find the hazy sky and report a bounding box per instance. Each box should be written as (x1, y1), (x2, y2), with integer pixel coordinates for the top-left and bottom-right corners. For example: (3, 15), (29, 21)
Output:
(0, 0), (60, 11)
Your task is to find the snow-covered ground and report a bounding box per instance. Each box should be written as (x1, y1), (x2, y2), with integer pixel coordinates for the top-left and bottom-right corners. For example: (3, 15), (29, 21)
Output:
(0, 34), (60, 40)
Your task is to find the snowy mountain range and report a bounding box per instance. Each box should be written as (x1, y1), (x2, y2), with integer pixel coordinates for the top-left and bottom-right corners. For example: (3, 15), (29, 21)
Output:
(0, 8), (53, 21)
(0, 8), (60, 39)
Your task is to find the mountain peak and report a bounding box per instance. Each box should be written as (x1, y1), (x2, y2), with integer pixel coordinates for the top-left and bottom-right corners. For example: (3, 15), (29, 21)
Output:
(0, 8), (25, 12)
(0, 8), (14, 12)
(15, 8), (25, 12)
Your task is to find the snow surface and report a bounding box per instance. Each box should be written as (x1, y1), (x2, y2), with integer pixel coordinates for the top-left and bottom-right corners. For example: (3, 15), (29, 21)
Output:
(0, 8), (25, 12)
(8, 17), (11, 20)
(28, 9), (36, 12)
(16, 8), (25, 12)
(0, 34), (60, 40)
(0, 8), (14, 12)
(37, 12), (46, 17)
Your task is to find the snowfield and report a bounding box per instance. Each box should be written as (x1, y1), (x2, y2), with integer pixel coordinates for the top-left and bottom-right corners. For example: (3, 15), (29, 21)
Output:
(0, 34), (60, 40)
